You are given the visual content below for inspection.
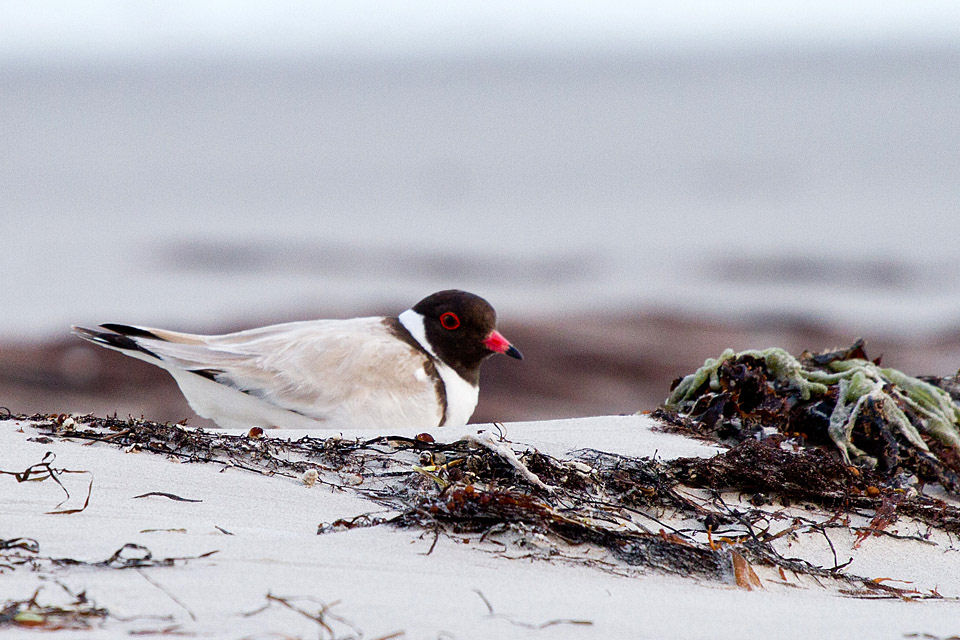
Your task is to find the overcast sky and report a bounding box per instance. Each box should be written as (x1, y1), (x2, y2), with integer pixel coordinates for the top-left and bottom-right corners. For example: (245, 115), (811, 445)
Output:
(2, 1), (959, 61)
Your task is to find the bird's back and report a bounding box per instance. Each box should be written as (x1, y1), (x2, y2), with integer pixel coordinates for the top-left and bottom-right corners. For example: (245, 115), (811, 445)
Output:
(74, 317), (446, 429)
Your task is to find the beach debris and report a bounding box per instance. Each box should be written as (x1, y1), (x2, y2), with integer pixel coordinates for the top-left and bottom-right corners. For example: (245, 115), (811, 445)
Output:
(663, 340), (960, 492)
(1, 538), (39, 553)
(132, 491), (202, 502)
(1, 585), (108, 631)
(242, 593), (366, 639)
(12, 412), (960, 596)
(473, 589), (593, 629)
(2, 535), (216, 574)
(318, 514), (389, 534)
(463, 432), (556, 493)
(0, 538), (39, 573)
(731, 550), (763, 590)
(20, 414), (737, 581)
(0, 451), (93, 514)
(302, 468), (319, 486)
(50, 543), (218, 570)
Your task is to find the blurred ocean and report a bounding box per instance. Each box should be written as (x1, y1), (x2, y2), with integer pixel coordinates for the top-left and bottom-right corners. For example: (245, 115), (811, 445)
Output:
(2, 4), (960, 339)
(5, 4), (960, 423)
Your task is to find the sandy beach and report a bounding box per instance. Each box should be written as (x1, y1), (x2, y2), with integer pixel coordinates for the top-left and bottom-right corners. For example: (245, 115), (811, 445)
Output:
(4, 412), (959, 639)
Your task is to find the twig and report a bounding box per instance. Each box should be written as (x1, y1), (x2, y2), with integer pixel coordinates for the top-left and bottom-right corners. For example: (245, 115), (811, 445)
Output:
(132, 492), (202, 503)
(474, 588), (494, 615)
(258, 593), (365, 638)
(472, 589), (593, 629)
(810, 524), (851, 572)
(265, 594), (334, 636)
(425, 526), (441, 556)
(136, 569), (196, 622)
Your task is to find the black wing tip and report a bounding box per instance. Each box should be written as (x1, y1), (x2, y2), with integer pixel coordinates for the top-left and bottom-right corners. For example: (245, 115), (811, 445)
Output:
(99, 323), (164, 341)
(72, 325), (161, 360)
(190, 368), (223, 381)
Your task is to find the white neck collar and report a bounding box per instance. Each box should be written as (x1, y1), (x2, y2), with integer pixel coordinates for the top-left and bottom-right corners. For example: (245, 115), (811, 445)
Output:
(398, 309), (438, 359)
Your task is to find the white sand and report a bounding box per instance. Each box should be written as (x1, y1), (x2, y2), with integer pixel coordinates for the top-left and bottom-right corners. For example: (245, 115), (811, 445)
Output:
(3, 414), (959, 639)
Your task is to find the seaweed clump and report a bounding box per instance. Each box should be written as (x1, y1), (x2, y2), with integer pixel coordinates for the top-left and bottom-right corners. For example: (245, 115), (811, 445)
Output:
(662, 340), (960, 492)
(11, 412), (960, 598)
(1, 587), (108, 631)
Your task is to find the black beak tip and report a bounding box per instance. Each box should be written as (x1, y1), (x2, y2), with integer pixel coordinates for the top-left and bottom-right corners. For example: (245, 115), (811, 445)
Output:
(505, 345), (523, 360)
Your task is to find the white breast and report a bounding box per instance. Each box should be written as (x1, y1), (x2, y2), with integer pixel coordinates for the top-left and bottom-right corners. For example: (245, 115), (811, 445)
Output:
(398, 309), (479, 427)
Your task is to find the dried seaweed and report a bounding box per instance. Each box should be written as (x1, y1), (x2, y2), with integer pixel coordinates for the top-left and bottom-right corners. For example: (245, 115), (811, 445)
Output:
(662, 340), (960, 492)
(0, 585), (108, 631)
(669, 436), (960, 539)
(1, 538), (39, 553)
(657, 342), (960, 582)
(51, 543), (218, 569)
(133, 492), (202, 503)
(0, 451), (93, 514)
(0, 537), (40, 573)
(1, 537), (217, 573)
(14, 412), (957, 597)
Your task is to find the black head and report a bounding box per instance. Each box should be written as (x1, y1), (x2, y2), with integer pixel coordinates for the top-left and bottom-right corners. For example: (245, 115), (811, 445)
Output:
(412, 289), (522, 383)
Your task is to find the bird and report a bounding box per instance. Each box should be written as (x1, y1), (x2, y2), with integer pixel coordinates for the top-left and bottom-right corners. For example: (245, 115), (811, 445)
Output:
(72, 289), (522, 430)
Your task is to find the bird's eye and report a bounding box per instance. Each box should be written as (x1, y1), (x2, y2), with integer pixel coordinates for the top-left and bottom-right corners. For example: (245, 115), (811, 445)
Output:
(440, 312), (460, 330)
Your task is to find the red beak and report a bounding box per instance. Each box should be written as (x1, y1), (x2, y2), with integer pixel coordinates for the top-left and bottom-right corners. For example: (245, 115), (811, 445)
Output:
(483, 330), (523, 360)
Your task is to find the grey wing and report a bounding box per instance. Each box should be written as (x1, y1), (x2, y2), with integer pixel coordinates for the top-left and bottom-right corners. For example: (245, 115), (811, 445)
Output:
(73, 317), (439, 424)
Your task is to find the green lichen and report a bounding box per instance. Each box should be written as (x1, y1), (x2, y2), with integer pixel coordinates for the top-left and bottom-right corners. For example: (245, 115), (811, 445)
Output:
(664, 348), (960, 467)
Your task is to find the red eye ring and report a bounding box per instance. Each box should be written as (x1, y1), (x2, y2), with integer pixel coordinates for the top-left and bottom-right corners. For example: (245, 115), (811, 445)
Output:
(440, 312), (460, 330)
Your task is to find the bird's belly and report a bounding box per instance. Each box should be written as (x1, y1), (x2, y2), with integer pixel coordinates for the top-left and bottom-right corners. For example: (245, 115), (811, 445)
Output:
(169, 366), (445, 430)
